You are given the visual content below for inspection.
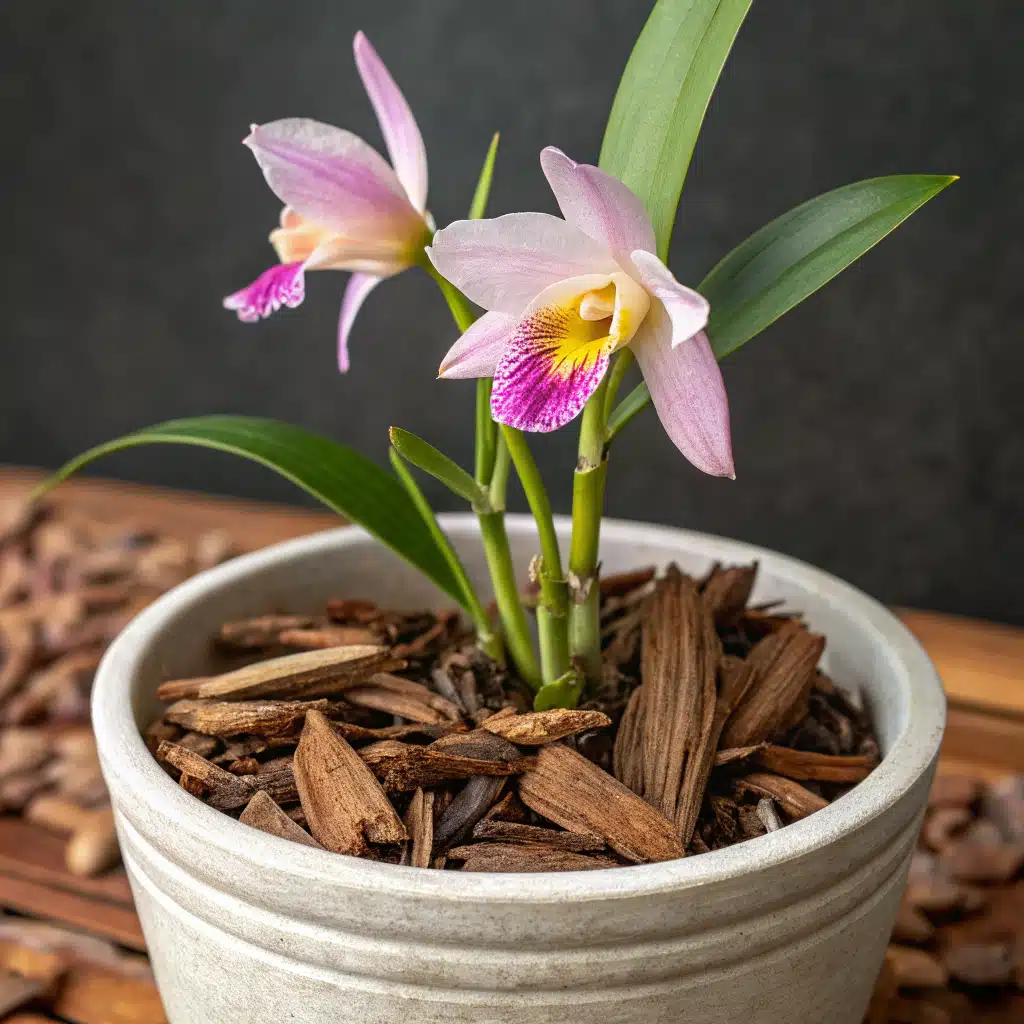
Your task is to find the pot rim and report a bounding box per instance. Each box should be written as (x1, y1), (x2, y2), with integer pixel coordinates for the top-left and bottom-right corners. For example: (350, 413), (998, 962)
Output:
(93, 514), (944, 904)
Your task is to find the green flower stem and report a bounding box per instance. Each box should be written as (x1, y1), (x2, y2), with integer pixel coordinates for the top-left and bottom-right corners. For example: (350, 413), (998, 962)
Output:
(603, 348), (635, 424)
(500, 426), (570, 684)
(388, 449), (501, 662)
(475, 378), (497, 484)
(423, 258), (544, 686)
(477, 511), (542, 690)
(569, 377), (610, 682)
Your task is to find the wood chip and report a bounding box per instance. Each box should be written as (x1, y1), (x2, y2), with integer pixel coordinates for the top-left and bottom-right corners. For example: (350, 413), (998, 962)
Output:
(720, 621), (825, 748)
(292, 710), (406, 855)
(277, 626), (379, 649)
(892, 901), (936, 945)
(481, 708), (611, 745)
(885, 945), (948, 988)
(0, 970), (46, 1016)
(239, 791), (323, 849)
(359, 740), (533, 793)
(755, 796), (783, 833)
(156, 645), (402, 702)
(928, 774), (982, 810)
(448, 842), (618, 873)
(634, 568), (721, 845)
(942, 943), (1016, 987)
(155, 741), (255, 811)
(218, 615), (321, 648)
(701, 563), (758, 625)
(713, 743), (876, 782)
(433, 776), (506, 855)
(612, 685), (644, 793)
(471, 819), (605, 852)
(734, 772), (829, 820)
(518, 744), (685, 864)
(403, 788), (434, 868)
(164, 698), (349, 738)
(330, 721), (458, 744)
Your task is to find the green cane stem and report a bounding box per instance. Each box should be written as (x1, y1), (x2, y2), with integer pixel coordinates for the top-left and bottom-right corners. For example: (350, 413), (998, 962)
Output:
(500, 426), (570, 684)
(568, 376), (610, 682)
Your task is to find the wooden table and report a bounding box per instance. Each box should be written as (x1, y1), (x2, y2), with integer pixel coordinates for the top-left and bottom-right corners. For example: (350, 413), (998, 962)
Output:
(1, 465), (1022, 1022)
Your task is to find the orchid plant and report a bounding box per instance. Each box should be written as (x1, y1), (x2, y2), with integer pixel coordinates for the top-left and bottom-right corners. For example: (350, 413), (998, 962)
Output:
(42, 0), (954, 709)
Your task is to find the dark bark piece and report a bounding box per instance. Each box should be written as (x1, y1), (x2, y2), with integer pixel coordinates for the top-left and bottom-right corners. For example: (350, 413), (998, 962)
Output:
(700, 563), (758, 626)
(733, 772), (829, 820)
(164, 698), (349, 738)
(713, 744), (876, 783)
(720, 622), (825, 749)
(942, 943), (1016, 987)
(156, 645), (402, 702)
(239, 791), (324, 850)
(155, 741), (255, 811)
(176, 732), (220, 758)
(359, 740), (534, 793)
(226, 756), (259, 775)
(404, 788), (434, 869)
(292, 710), (406, 855)
(430, 729), (523, 763)
(472, 819), (605, 852)
(481, 708), (611, 746)
(433, 776), (506, 855)
(518, 744), (685, 864)
(448, 842), (619, 873)
(482, 790), (529, 824)
(252, 757), (299, 804)
(331, 721), (458, 744)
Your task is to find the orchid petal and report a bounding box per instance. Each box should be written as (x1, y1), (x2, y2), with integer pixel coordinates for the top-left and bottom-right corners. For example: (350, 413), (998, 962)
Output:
(223, 262), (306, 322)
(245, 119), (422, 239)
(438, 311), (515, 379)
(306, 235), (417, 277)
(630, 250), (710, 347)
(632, 307), (734, 478)
(269, 207), (334, 264)
(336, 272), (381, 374)
(490, 275), (617, 432)
(353, 32), (428, 214)
(428, 213), (616, 316)
(540, 147), (656, 265)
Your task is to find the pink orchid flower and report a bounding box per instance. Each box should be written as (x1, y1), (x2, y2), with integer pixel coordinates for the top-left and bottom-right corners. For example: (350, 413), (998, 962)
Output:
(223, 32), (431, 372)
(428, 148), (734, 478)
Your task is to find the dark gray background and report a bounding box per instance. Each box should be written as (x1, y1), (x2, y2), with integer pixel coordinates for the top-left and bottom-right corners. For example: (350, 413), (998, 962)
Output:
(1, 2), (1021, 622)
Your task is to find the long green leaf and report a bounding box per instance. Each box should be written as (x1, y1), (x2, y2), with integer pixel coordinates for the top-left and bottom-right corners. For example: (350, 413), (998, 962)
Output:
(35, 416), (467, 606)
(702, 174), (958, 358)
(600, 0), (752, 258)
(607, 174), (957, 433)
(389, 426), (490, 510)
(469, 132), (500, 221)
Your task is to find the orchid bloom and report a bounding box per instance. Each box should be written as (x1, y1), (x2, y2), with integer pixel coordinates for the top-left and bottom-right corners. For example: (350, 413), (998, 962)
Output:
(223, 32), (430, 372)
(428, 148), (733, 478)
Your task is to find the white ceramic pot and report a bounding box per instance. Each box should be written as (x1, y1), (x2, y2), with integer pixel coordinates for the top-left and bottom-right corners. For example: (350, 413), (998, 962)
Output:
(93, 515), (944, 1024)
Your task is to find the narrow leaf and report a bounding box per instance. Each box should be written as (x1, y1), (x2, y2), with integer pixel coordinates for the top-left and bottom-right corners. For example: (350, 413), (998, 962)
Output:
(600, 0), (753, 258)
(701, 174), (958, 359)
(469, 132), (500, 220)
(609, 174), (956, 429)
(389, 427), (489, 510)
(35, 415), (466, 606)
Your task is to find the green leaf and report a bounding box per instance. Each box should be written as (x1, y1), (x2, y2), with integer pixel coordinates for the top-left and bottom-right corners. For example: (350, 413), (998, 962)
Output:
(35, 415), (467, 607)
(533, 669), (584, 711)
(388, 427), (490, 510)
(600, 0), (753, 258)
(608, 174), (957, 430)
(701, 174), (958, 359)
(469, 132), (500, 220)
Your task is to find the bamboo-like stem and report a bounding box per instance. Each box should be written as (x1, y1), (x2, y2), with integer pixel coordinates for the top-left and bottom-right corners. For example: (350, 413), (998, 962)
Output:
(568, 377), (610, 682)
(500, 426), (570, 684)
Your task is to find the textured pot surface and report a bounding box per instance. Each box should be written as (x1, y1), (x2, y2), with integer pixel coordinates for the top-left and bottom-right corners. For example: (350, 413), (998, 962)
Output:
(93, 516), (945, 1024)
